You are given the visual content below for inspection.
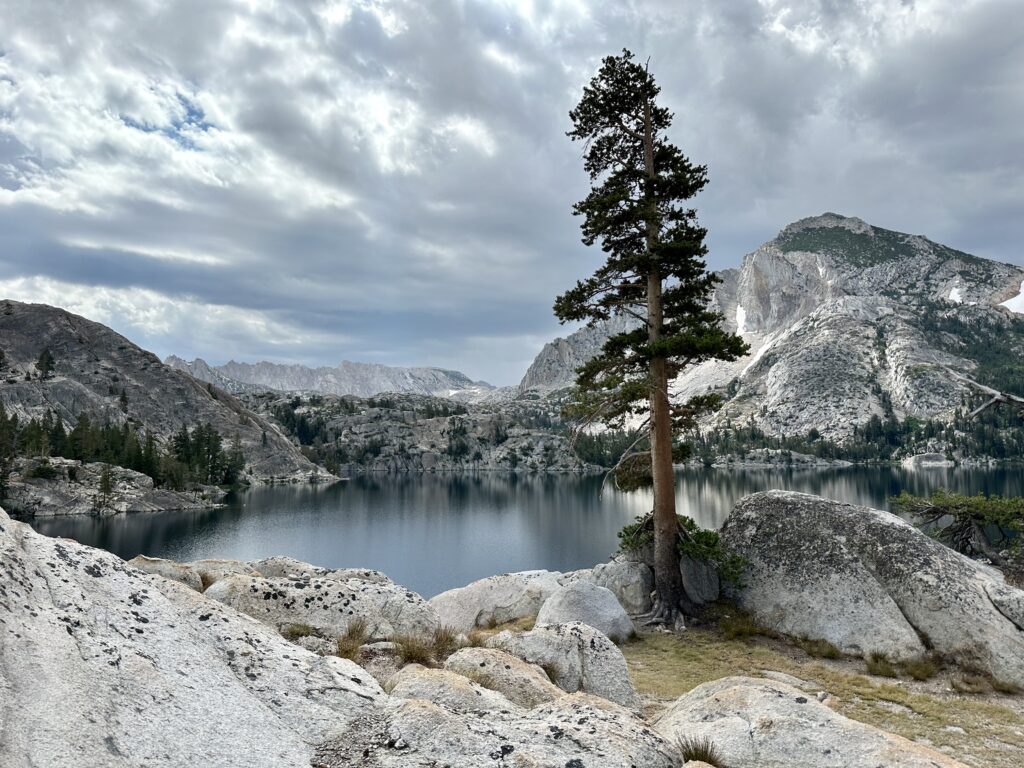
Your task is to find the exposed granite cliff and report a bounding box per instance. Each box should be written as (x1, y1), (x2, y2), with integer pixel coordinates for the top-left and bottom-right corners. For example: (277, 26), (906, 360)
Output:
(517, 214), (1024, 440)
(517, 315), (636, 397)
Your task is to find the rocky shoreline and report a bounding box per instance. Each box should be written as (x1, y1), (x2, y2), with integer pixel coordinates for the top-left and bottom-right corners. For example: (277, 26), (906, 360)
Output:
(3, 491), (1020, 766)
(3, 456), (227, 517)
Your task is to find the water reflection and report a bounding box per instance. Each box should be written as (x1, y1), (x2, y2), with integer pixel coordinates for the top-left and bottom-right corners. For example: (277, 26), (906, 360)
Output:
(29, 467), (1021, 597)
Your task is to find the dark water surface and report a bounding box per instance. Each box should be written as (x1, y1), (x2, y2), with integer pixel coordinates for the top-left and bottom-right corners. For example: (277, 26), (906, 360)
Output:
(29, 467), (1023, 597)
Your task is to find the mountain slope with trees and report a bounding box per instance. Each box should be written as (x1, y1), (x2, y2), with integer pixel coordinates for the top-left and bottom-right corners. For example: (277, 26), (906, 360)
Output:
(0, 300), (323, 485)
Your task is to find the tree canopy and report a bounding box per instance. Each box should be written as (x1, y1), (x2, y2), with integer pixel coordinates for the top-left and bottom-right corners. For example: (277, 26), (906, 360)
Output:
(556, 50), (747, 625)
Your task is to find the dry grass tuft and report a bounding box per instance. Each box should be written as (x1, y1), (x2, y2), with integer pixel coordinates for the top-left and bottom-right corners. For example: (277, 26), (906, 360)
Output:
(676, 734), (724, 767)
(431, 625), (462, 660)
(866, 652), (899, 678)
(952, 673), (991, 694)
(719, 612), (763, 640)
(394, 633), (435, 666)
(901, 656), (939, 681)
(336, 618), (369, 661)
(990, 677), (1023, 695)
(465, 616), (537, 645)
(280, 622), (318, 642)
(796, 637), (842, 660)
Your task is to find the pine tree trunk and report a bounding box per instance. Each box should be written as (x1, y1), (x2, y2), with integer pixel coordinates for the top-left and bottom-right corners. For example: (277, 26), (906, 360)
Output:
(643, 97), (685, 626)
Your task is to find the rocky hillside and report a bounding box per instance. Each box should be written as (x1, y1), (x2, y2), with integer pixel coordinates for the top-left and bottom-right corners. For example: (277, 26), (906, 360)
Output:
(0, 300), (323, 482)
(242, 392), (595, 474)
(519, 214), (1024, 440)
(518, 315), (636, 397)
(4, 457), (226, 517)
(167, 356), (501, 402)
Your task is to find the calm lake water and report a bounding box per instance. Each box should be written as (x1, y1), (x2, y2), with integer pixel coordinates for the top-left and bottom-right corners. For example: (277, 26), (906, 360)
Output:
(29, 467), (1023, 598)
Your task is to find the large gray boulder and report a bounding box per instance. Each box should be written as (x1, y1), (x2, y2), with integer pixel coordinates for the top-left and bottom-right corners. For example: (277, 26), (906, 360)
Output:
(621, 542), (719, 607)
(128, 554), (203, 591)
(443, 647), (564, 708)
(587, 558), (655, 614)
(315, 693), (677, 768)
(721, 491), (1024, 687)
(487, 622), (641, 709)
(0, 506), (385, 768)
(428, 570), (562, 633)
(654, 676), (969, 768)
(386, 664), (520, 714)
(204, 572), (439, 640)
(680, 552), (720, 605)
(536, 581), (635, 642)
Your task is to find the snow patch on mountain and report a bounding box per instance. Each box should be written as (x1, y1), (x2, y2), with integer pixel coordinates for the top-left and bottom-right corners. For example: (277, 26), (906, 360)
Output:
(1000, 280), (1024, 313)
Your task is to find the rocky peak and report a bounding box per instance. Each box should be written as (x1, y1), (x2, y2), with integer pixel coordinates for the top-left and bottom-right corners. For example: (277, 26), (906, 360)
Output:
(779, 212), (873, 237)
(515, 216), (1024, 442)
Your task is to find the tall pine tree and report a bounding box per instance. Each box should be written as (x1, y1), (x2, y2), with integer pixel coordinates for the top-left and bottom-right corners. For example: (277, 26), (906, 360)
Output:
(557, 50), (747, 627)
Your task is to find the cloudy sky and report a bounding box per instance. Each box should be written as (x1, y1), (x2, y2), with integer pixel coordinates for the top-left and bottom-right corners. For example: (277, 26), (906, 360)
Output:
(1, 0), (1021, 384)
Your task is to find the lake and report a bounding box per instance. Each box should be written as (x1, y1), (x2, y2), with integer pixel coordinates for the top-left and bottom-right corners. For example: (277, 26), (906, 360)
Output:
(28, 466), (1023, 598)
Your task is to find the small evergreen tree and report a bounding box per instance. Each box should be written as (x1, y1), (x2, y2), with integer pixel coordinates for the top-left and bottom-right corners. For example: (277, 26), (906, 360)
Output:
(36, 349), (55, 378)
(557, 50), (748, 626)
(98, 464), (114, 509)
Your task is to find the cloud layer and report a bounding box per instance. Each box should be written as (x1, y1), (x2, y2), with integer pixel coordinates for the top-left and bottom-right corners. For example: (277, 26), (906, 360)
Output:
(1, 0), (1021, 384)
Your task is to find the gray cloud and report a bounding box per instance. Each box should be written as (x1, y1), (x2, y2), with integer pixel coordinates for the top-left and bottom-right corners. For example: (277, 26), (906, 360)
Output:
(0, 0), (1021, 385)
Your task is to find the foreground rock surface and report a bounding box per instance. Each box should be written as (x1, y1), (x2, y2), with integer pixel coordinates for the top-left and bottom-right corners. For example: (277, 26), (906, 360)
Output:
(585, 558), (655, 614)
(4, 504), (996, 767)
(386, 664), (520, 714)
(127, 554), (204, 591)
(204, 572), (439, 640)
(0, 507), (384, 768)
(487, 621), (642, 709)
(315, 693), (677, 768)
(721, 491), (1024, 687)
(536, 580), (635, 642)
(654, 676), (969, 768)
(428, 570), (562, 633)
(443, 647), (563, 708)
